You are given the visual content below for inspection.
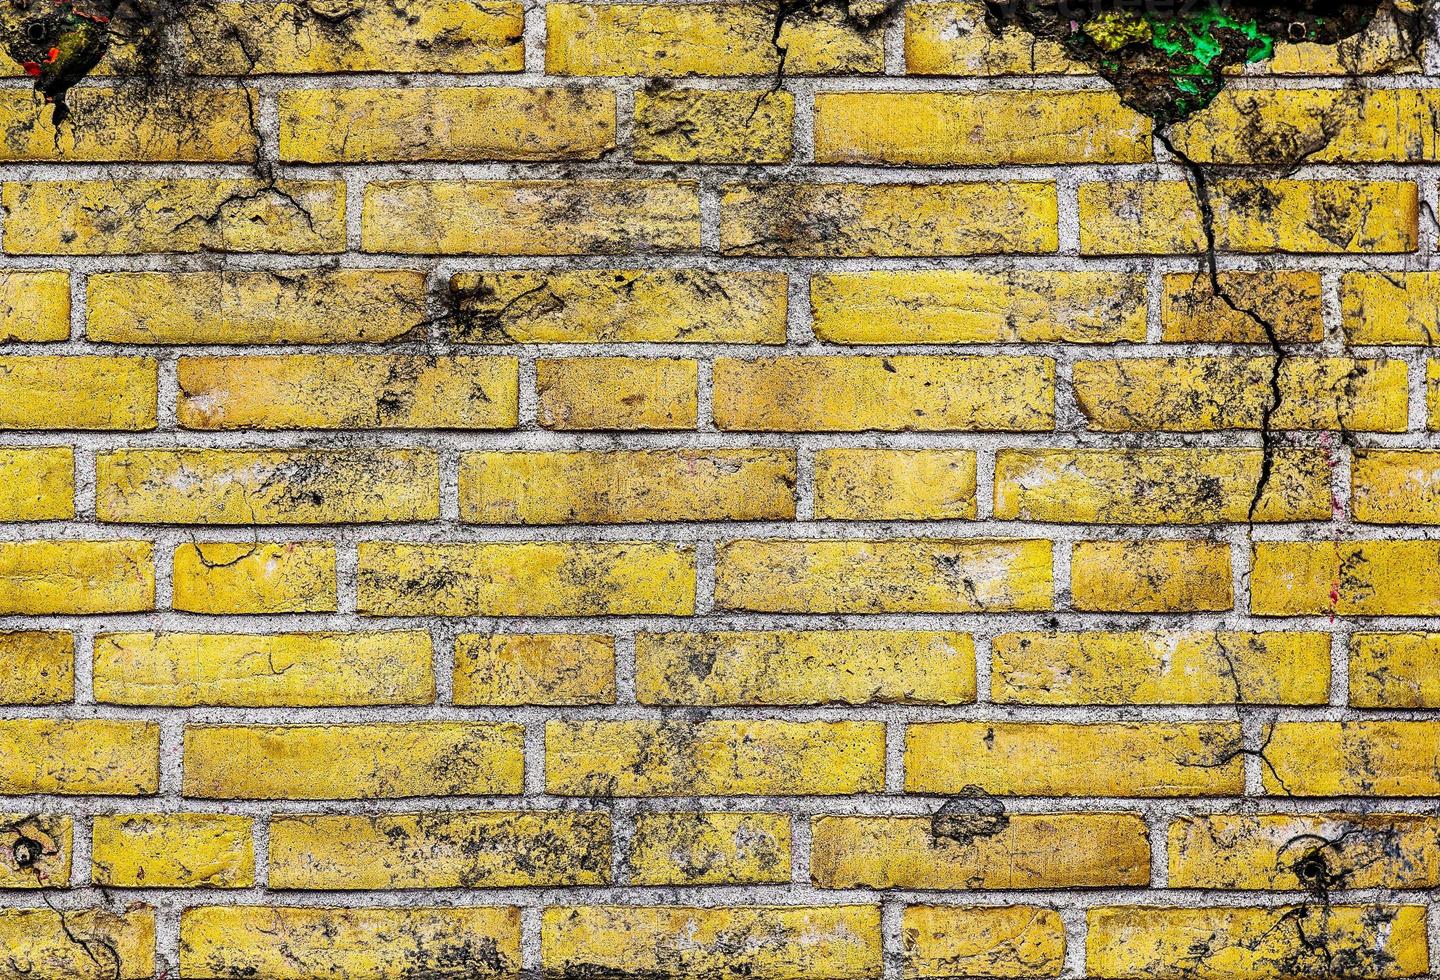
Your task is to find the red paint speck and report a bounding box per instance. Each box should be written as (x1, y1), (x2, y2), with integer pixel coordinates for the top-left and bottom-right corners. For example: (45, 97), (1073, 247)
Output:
(21, 61), (40, 77)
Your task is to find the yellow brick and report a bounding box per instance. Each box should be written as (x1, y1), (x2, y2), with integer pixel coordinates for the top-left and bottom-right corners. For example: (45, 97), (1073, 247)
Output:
(0, 632), (73, 705)
(905, 722), (1244, 796)
(546, 2), (882, 75)
(541, 906), (881, 980)
(92, 814), (253, 888)
(1079, 180), (1417, 254)
(0, 270), (69, 341)
(96, 449), (439, 524)
(904, 0), (1087, 75)
(814, 449), (977, 520)
(902, 905), (1066, 979)
(715, 538), (1052, 613)
(186, 0), (525, 73)
(993, 631), (1329, 706)
(0, 447), (73, 520)
(0, 540), (154, 615)
(1252, 541), (1440, 616)
(811, 813), (1150, 889)
(180, 906), (522, 980)
(171, 542), (335, 615)
(0, 719), (157, 795)
(0, 357), (155, 430)
(1169, 813), (1440, 889)
(627, 812), (791, 885)
(87, 270), (428, 345)
(461, 449), (794, 524)
(268, 811), (610, 888)
(454, 633), (615, 706)
(1346, 272), (1440, 346)
(358, 541), (695, 616)
(0, 814), (71, 888)
(279, 87), (615, 163)
(994, 449), (1330, 524)
(721, 181), (1057, 256)
(1354, 450), (1440, 523)
(1264, 721), (1440, 796)
(536, 358), (699, 430)
(1162, 271), (1324, 343)
(1072, 540), (1233, 613)
(0, 906), (155, 980)
(546, 720), (885, 796)
(447, 269), (787, 344)
(3, 180), (345, 255)
(715, 356), (1054, 432)
(1432, 359), (1440, 430)
(363, 180), (699, 254)
(1074, 357), (1408, 432)
(815, 91), (1151, 165)
(1260, 4), (1420, 74)
(183, 722), (523, 799)
(635, 89), (793, 163)
(1351, 633), (1440, 708)
(811, 270), (1147, 344)
(0, 89), (256, 162)
(1086, 905), (1429, 979)
(177, 355), (519, 430)
(635, 629), (975, 705)
(93, 631), (434, 707)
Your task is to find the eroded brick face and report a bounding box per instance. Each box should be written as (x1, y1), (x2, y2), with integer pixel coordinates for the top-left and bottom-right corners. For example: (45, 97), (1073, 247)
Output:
(0, 0), (1438, 977)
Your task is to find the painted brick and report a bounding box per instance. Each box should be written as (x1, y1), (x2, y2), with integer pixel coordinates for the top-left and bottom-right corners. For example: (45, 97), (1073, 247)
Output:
(0, 270), (69, 341)
(0, 907), (155, 980)
(92, 813), (254, 888)
(0, 356), (156, 431)
(1343, 271), (1440, 344)
(0, 632), (73, 705)
(536, 358), (699, 430)
(0, 719), (158, 795)
(813, 449), (977, 520)
(1252, 541), (1440, 616)
(0, 447), (74, 521)
(634, 89), (794, 163)
(1161, 271), (1324, 343)
(1352, 450), (1440, 523)
(171, 542), (336, 615)
(453, 633), (616, 706)
(0, 814), (71, 887)
(0, 89), (255, 162)
(626, 811), (792, 885)
(0, 540), (154, 615)
(1350, 633), (1440, 708)
(1264, 722), (1440, 796)
(902, 905), (1066, 979)
(1071, 540), (1233, 612)
(904, 0), (1086, 75)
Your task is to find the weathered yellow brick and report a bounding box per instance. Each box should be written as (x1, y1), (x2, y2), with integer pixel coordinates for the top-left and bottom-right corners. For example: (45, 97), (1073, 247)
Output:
(1264, 721), (1440, 796)
(721, 181), (1057, 256)
(1259, 3), (1420, 74)
(1432, 359), (1440, 430)
(993, 631), (1330, 706)
(546, 720), (885, 796)
(171, 542), (335, 614)
(542, 906), (881, 979)
(994, 449), (1330, 523)
(1353, 450), (1440, 523)
(0, 89), (256, 162)
(715, 539), (1052, 613)
(447, 269), (787, 344)
(1162, 271), (1324, 343)
(92, 814), (254, 888)
(904, 0), (1087, 75)
(635, 89), (793, 163)
(0, 540), (154, 615)
(1079, 180), (1417, 254)
(1169, 813), (1440, 889)
(280, 87), (614, 163)
(186, 0), (525, 73)
(811, 813), (1149, 889)
(627, 812), (791, 885)
(635, 630), (975, 705)
(0, 357), (155, 430)
(1072, 540), (1233, 613)
(0, 447), (73, 520)
(461, 449), (794, 524)
(0, 271), (69, 342)
(180, 906), (522, 980)
(811, 270), (1147, 344)
(1344, 272), (1440, 344)
(0, 632), (73, 705)
(536, 357), (699, 430)
(183, 722), (523, 800)
(87, 270), (428, 345)
(358, 542), (695, 616)
(1074, 357), (1408, 432)
(0, 814), (71, 887)
(902, 905), (1066, 979)
(454, 633), (615, 706)
(96, 449), (439, 524)
(0, 907), (155, 980)
(814, 449), (977, 520)
(1351, 633), (1440, 708)
(905, 722), (1244, 796)
(177, 355), (519, 430)
(268, 811), (610, 888)
(363, 180), (699, 254)
(715, 356), (1054, 431)
(546, 3), (882, 75)
(3, 180), (345, 255)
(1252, 541), (1440, 616)
(1087, 905), (1429, 979)
(0, 719), (157, 795)
(93, 632), (434, 707)
(815, 91), (1151, 165)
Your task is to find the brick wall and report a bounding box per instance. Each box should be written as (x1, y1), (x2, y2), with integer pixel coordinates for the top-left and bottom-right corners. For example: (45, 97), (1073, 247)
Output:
(1, 0), (1439, 976)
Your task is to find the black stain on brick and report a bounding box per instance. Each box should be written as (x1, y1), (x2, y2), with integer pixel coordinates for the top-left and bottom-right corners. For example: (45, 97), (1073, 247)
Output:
(931, 784), (1009, 845)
